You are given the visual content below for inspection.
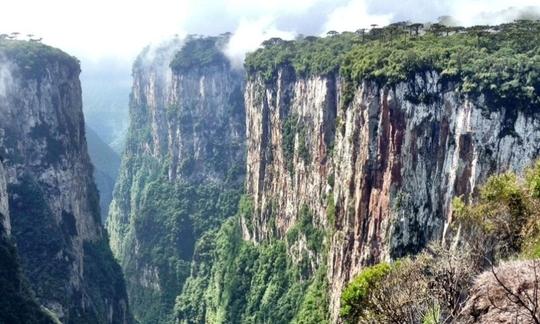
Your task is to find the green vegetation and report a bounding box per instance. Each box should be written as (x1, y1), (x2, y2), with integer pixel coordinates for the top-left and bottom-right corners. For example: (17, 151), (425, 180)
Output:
(340, 263), (392, 322)
(0, 39), (79, 79)
(287, 204), (326, 254)
(175, 216), (330, 324)
(453, 160), (540, 259)
(292, 265), (330, 324)
(282, 113), (311, 174)
(8, 173), (131, 323)
(326, 194), (336, 228)
(8, 175), (70, 307)
(120, 167), (243, 323)
(79, 240), (131, 324)
(246, 21), (540, 109)
(0, 222), (55, 324)
(170, 35), (229, 72)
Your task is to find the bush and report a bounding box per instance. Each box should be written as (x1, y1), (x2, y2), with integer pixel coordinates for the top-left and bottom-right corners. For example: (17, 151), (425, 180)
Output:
(340, 262), (392, 322)
(454, 164), (540, 259)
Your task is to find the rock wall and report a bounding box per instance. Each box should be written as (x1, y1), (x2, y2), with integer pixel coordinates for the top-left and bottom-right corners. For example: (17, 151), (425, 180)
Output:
(244, 68), (540, 320)
(107, 36), (245, 323)
(0, 40), (132, 323)
(0, 159), (9, 234)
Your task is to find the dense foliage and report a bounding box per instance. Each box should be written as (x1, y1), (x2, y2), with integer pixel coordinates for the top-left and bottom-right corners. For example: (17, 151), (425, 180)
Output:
(8, 175), (70, 309)
(175, 214), (330, 324)
(0, 39), (79, 79)
(282, 114), (311, 174)
(340, 262), (392, 322)
(82, 240), (131, 324)
(170, 35), (229, 72)
(114, 155), (243, 323)
(246, 21), (540, 109)
(0, 222), (55, 324)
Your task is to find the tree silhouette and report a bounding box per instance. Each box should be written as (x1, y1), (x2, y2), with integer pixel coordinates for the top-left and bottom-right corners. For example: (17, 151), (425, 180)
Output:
(408, 23), (424, 37)
(326, 30), (339, 37)
(355, 28), (366, 42)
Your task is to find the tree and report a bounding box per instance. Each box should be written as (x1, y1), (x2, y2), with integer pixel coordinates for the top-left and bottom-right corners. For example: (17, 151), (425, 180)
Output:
(428, 23), (445, 36)
(326, 30), (339, 37)
(467, 25), (490, 47)
(355, 28), (366, 42)
(262, 37), (284, 47)
(408, 23), (424, 37)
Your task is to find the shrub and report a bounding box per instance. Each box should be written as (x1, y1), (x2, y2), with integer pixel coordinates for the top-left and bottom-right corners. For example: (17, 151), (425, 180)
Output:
(340, 262), (392, 323)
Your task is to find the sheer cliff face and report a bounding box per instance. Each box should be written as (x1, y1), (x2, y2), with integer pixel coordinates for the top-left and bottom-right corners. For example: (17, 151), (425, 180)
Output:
(0, 41), (131, 323)
(244, 69), (540, 319)
(107, 37), (245, 322)
(0, 160), (57, 324)
(0, 161), (9, 234)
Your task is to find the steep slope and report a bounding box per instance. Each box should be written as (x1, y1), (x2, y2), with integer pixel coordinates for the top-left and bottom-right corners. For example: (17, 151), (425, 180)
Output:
(0, 40), (132, 323)
(174, 22), (540, 323)
(0, 160), (56, 324)
(86, 126), (121, 221)
(107, 35), (245, 323)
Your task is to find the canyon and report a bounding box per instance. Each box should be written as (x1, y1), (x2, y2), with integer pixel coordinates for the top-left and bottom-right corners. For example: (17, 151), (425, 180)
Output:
(109, 26), (540, 323)
(0, 21), (539, 324)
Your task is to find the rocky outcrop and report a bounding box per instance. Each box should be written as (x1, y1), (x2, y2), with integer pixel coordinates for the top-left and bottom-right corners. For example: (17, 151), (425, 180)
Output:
(244, 68), (540, 320)
(107, 36), (245, 323)
(0, 40), (132, 323)
(459, 260), (540, 323)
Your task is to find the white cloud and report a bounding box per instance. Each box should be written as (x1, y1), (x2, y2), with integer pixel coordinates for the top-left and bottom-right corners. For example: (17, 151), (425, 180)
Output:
(447, 0), (540, 26)
(0, 0), (188, 61)
(224, 17), (295, 69)
(324, 0), (392, 32)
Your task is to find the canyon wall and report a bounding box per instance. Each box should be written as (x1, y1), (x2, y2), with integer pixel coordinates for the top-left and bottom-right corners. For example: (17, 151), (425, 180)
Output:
(243, 67), (540, 319)
(107, 36), (245, 323)
(0, 40), (132, 323)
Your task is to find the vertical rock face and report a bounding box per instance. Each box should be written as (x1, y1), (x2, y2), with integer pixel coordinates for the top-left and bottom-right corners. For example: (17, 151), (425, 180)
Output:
(244, 69), (540, 319)
(0, 160), (9, 234)
(107, 36), (245, 323)
(0, 159), (57, 324)
(0, 40), (132, 323)
(244, 68), (337, 242)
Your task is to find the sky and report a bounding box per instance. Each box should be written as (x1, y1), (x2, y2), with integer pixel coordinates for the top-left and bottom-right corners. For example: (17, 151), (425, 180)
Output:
(0, 0), (539, 64)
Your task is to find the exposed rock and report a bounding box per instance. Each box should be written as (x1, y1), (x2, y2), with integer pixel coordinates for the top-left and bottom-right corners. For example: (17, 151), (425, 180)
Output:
(0, 159), (9, 235)
(459, 260), (540, 323)
(243, 68), (540, 320)
(0, 40), (132, 323)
